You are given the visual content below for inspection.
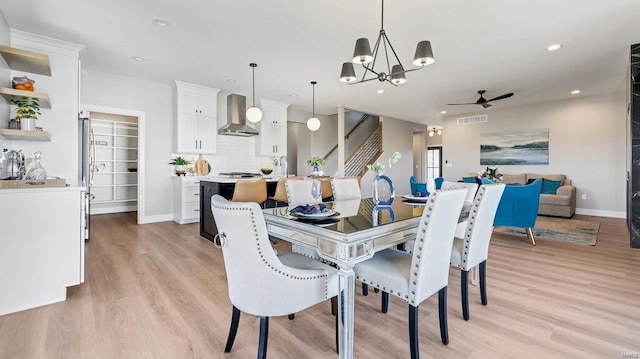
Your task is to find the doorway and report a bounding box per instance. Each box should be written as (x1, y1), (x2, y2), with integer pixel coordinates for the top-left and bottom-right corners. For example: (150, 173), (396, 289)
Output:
(427, 146), (442, 179)
(82, 104), (146, 221)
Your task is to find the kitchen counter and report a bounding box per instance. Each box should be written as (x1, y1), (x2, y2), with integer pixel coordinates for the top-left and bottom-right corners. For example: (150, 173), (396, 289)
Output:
(200, 175), (289, 184)
(0, 179), (83, 192)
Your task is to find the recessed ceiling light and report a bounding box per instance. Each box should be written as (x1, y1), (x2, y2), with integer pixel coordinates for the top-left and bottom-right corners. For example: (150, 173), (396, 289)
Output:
(440, 111), (447, 114)
(571, 90), (580, 95)
(547, 43), (562, 51)
(152, 19), (170, 27)
(289, 94), (298, 97)
(226, 79), (236, 83)
(131, 56), (146, 62)
(377, 89), (384, 94)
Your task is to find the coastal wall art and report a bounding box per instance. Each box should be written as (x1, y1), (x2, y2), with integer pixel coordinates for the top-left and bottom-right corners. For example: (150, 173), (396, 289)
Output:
(480, 129), (549, 165)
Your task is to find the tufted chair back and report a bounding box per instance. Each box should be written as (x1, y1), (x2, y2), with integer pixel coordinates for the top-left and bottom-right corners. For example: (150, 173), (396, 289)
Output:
(408, 188), (467, 306)
(452, 184), (505, 271)
(285, 179), (316, 207)
(441, 180), (478, 203)
(270, 176), (303, 203)
(331, 178), (362, 200)
(210, 195), (337, 317)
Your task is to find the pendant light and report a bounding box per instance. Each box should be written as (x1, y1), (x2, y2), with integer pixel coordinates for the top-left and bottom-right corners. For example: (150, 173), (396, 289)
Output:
(246, 63), (262, 123)
(307, 81), (320, 131)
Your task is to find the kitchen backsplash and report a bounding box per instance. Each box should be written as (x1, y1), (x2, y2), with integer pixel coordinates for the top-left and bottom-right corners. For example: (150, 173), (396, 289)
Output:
(173, 135), (278, 175)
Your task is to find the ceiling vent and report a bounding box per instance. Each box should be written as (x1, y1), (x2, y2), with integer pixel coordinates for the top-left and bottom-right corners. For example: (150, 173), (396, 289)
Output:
(457, 115), (487, 125)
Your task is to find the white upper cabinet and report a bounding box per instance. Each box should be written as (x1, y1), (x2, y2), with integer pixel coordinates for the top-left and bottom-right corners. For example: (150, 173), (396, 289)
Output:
(255, 99), (289, 156)
(175, 81), (220, 154)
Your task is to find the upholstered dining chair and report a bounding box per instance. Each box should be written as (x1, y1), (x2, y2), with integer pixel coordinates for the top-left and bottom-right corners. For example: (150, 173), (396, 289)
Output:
(449, 184), (505, 321)
(268, 176), (303, 206)
(231, 178), (268, 208)
(285, 179), (317, 207)
(353, 188), (468, 359)
(210, 195), (339, 359)
(409, 176), (428, 196)
(441, 180), (478, 203)
(331, 177), (362, 200)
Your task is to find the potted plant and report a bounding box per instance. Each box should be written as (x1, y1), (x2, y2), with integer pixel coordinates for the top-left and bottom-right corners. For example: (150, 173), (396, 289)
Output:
(169, 156), (190, 176)
(12, 97), (40, 131)
(306, 156), (325, 175)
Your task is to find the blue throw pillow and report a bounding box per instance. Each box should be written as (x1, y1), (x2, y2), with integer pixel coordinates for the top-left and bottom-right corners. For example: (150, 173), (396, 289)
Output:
(462, 176), (477, 183)
(540, 179), (562, 194)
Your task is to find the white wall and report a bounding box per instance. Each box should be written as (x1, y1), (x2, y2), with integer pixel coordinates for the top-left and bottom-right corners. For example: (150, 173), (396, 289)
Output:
(82, 69), (173, 220)
(442, 91), (626, 217)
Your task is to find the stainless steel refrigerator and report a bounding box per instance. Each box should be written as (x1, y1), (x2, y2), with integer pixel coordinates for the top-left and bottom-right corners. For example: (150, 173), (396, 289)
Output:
(78, 112), (95, 241)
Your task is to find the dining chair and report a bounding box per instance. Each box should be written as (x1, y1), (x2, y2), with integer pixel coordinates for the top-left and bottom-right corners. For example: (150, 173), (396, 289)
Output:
(409, 176), (428, 196)
(331, 177), (362, 200)
(268, 176), (303, 206)
(285, 179), (316, 207)
(231, 178), (268, 208)
(353, 188), (468, 359)
(210, 195), (339, 359)
(449, 184), (505, 321)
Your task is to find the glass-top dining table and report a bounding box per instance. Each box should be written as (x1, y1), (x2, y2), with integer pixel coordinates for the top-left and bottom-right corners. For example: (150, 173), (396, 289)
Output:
(263, 197), (470, 359)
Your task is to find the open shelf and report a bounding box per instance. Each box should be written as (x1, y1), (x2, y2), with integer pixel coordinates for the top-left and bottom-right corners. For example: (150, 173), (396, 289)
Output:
(0, 129), (51, 141)
(0, 87), (51, 109)
(0, 45), (51, 76)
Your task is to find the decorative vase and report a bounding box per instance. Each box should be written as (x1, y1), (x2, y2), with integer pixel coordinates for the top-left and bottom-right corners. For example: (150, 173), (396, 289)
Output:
(372, 174), (395, 206)
(27, 151), (47, 180)
(20, 118), (35, 131)
(312, 165), (319, 175)
(175, 164), (186, 176)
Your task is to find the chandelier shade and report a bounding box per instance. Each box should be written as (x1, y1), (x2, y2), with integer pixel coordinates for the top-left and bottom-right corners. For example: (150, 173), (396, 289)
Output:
(340, 62), (357, 83)
(339, 0), (434, 86)
(413, 41), (435, 66)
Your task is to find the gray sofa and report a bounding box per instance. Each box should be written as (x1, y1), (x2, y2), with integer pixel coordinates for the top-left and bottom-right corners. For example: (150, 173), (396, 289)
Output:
(500, 173), (576, 218)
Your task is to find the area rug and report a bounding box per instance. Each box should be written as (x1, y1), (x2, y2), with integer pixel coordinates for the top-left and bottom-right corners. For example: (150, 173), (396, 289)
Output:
(494, 216), (600, 245)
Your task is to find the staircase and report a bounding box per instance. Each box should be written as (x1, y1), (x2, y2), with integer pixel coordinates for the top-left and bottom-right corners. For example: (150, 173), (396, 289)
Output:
(321, 112), (383, 178)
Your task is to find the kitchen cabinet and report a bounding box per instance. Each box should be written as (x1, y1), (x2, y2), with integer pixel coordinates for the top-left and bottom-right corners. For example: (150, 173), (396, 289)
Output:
(255, 99), (289, 156)
(173, 176), (201, 224)
(175, 81), (220, 154)
(0, 185), (85, 316)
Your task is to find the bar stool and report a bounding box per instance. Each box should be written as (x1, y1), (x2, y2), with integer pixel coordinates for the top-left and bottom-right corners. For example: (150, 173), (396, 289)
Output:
(231, 178), (268, 208)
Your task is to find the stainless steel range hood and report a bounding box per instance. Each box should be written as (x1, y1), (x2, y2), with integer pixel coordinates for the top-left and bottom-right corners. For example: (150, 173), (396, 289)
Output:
(218, 94), (259, 136)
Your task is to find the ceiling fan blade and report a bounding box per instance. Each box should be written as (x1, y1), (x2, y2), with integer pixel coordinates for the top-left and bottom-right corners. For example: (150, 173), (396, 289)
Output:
(447, 102), (479, 106)
(481, 103), (492, 108)
(486, 93), (514, 102)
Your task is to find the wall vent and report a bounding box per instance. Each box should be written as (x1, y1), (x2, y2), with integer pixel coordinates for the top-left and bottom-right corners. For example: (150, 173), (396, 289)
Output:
(457, 115), (487, 125)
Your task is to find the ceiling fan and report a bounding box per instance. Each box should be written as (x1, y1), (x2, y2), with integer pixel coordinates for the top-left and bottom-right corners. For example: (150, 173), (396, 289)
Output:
(447, 90), (514, 108)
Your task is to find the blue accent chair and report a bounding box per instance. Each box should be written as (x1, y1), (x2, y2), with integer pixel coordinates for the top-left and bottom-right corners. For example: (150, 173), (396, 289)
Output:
(409, 176), (428, 196)
(409, 176), (444, 196)
(492, 178), (543, 245)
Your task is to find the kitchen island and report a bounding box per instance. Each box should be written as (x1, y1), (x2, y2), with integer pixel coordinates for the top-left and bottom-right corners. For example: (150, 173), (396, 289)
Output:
(0, 181), (85, 315)
(199, 176), (285, 242)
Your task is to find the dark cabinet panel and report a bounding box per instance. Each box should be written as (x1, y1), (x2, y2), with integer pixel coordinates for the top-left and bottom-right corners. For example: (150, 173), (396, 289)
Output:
(629, 43), (640, 248)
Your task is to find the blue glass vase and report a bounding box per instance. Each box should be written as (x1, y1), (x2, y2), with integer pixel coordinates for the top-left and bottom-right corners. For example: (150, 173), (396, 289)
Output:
(372, 174), (395, 206)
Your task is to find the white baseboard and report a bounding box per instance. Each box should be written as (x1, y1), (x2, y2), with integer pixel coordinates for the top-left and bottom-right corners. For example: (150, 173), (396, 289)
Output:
(138, 213), (173, 224)
(575, 208), (626, 218)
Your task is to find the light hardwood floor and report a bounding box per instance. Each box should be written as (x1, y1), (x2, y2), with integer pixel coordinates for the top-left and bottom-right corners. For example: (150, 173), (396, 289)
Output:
(1, 213), (638, 358)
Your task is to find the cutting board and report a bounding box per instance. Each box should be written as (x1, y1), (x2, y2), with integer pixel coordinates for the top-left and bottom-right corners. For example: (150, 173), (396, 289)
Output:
(195, 154), (210, 176)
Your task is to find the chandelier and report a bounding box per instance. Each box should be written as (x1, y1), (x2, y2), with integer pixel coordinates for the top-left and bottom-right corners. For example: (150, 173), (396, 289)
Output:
(428, 127), (442, 137)
(339, 0), (434, 86)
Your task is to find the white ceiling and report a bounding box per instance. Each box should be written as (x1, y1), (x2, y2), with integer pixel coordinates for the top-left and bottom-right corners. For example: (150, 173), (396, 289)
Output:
(0, 0), (638, 125)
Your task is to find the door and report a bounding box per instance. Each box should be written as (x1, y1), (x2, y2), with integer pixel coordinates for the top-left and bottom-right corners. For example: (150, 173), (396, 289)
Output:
(427, 146), (442, 179)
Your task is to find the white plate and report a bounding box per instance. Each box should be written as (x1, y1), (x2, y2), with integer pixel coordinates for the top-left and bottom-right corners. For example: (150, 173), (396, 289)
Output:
(403, 194), (429, 202)
(290, 209), (338, 219)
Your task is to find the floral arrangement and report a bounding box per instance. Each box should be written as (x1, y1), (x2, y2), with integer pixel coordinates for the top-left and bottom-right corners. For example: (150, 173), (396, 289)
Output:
(367, 151), (401, 176)
(480, 166), (503, 181)
(306, 156), (325, 167)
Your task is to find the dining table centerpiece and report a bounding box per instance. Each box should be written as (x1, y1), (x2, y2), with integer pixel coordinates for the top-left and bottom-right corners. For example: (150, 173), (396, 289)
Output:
(367, 151), (401, 206)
